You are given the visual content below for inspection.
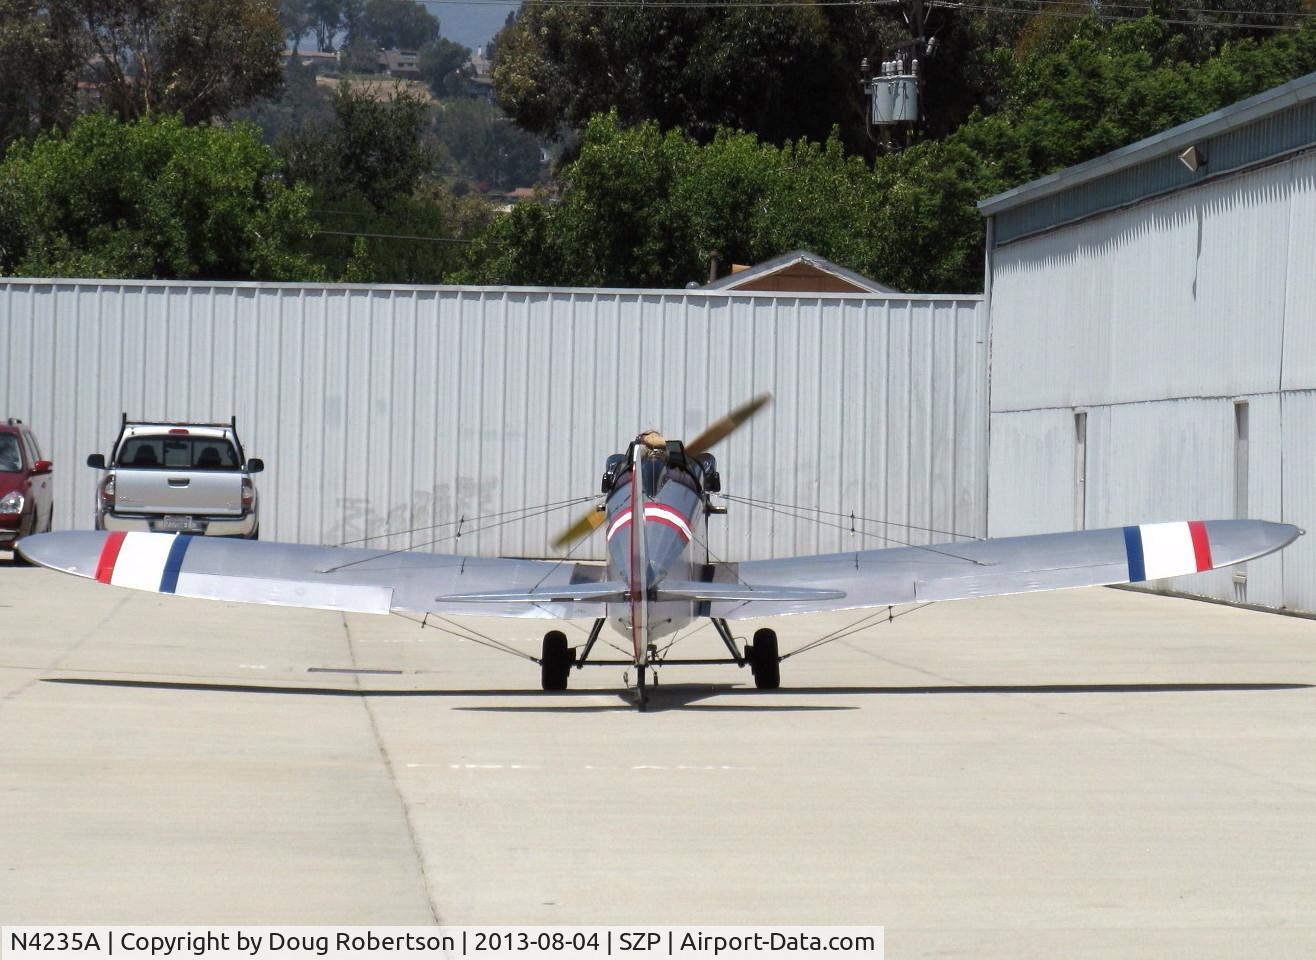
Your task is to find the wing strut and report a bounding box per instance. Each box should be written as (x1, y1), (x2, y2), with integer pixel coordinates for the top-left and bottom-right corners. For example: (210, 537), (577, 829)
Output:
(711, 617), (746, 667)
(576, 618), (607, 669)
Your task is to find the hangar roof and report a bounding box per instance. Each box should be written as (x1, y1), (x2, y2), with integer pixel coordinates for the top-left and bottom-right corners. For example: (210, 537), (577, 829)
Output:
(978, 71), (1316, 245)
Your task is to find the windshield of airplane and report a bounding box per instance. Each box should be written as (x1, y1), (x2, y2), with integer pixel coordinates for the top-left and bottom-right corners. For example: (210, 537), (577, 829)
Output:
(619, 455), (697, 497)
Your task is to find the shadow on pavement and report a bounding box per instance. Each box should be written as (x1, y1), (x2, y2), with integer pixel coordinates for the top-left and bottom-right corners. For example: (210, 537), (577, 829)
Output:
(44, 676), (1311, 712)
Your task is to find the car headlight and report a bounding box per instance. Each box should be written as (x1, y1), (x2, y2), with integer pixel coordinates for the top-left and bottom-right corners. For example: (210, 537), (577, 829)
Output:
(0, 491), (24, 513)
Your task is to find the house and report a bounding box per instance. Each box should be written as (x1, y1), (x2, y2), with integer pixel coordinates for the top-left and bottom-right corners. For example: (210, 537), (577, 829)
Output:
(703, 250), (897, 294)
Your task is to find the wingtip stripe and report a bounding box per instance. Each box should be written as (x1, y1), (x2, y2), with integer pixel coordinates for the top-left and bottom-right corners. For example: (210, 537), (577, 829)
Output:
(1188, 520), (1213, 571)
(1123, 526), (1145, 582)
(95, 531), (127, 584)
(159, 534), (193, 594)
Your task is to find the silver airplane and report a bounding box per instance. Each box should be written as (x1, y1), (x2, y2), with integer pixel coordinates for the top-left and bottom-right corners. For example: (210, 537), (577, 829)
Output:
(17, 396), (1302, 708)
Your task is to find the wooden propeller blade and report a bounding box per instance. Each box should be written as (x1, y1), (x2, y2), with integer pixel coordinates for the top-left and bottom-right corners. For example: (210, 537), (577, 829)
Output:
(685, 393), (772, 457)
(551, 506), (605, 551)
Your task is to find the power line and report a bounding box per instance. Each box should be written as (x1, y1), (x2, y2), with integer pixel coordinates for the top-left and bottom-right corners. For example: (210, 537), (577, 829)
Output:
(407, 0), (1314, 20)
(927, 1), (1302, 30)
(948, 0), (1316, 18)
(315, 228), (475, 242)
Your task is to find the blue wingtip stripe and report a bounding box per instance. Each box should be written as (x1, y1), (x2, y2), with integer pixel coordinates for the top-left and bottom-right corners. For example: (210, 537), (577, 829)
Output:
(159, 534), (193, 594)
(1123, 526), (1145, 582)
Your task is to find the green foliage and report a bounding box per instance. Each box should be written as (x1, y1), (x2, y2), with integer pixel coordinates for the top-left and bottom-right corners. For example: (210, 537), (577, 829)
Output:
(283, 82), (435, 210)
(490, 3), (851, 147)
(309, 183), (494, 283)
(66, 0), (285, 125)
(0, 113), (320, 280)
(269, 81), (495, 282)
(464, 16), (1316, 293)
(458, 113), (892, 288)
(0, 0), (84, 150)
(418, 37), (473, 98)
(233, 57), (337, 148)
(359, 0), (439, 50)
(436, 98), (544, 190)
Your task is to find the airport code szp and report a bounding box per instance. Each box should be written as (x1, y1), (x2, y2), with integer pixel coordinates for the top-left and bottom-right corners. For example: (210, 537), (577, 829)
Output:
(2, 927), (884, 960)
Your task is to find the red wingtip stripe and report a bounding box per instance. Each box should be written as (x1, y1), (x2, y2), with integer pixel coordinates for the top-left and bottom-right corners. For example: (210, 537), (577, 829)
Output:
(1188, 520), (1213, 571)
(95, 531), (127, 583)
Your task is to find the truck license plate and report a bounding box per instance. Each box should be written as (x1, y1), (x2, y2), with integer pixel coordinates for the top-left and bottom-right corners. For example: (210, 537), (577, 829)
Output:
(158, 516), (200, 532)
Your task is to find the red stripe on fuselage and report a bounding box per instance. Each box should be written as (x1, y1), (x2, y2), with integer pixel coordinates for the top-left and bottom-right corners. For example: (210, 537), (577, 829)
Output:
(95, 531), (127, 584)
(1188, 520), (1213, 571)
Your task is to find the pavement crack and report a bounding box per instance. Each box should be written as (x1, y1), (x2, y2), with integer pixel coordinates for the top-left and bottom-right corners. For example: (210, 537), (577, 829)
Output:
(342, 613), (444, 923)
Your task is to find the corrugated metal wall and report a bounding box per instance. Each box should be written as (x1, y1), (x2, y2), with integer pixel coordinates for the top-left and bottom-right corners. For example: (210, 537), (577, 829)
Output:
(0, 282), (987, 562)
(988, 152), (1316, 611)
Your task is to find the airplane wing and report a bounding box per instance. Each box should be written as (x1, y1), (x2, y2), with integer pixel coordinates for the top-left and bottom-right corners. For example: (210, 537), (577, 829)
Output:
(16, 530), (609, 620)
(704, 520), (1301, 619)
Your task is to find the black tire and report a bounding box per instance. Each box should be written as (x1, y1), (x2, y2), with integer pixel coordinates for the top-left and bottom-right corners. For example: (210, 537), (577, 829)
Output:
(541, 630), (573, 691)
(747, 628), (780, 689)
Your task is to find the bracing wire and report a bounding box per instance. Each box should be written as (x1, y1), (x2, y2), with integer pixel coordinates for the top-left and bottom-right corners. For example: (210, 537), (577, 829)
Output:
(719, 492), (992, 565)
(335, 494), (596, 546)
(391, 610), (540, 661)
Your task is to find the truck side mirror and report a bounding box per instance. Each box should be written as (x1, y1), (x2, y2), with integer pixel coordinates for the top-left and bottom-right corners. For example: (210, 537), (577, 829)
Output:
(246, 458), (264, 473)
(32, 460), (53, 475)
(86, 453), (106, 469)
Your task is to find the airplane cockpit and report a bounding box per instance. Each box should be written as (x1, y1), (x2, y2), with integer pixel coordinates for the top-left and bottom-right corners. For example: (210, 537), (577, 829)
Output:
(601, 437), (720, 498)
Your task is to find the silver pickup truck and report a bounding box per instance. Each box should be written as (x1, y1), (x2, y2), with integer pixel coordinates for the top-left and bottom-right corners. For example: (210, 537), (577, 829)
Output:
(86, 417), (264, 538)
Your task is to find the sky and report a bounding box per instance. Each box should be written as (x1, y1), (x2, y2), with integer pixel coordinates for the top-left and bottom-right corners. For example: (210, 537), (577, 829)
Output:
(424, 0), (519, 51)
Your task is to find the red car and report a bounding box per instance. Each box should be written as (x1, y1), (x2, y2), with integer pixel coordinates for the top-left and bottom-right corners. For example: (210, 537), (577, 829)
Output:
(1, 419), (54, 555)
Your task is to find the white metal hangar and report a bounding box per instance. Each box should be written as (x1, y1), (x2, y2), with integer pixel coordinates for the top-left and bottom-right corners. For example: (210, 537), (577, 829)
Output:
(979, 72), (1316, 614)
(0, 283), (985, 561)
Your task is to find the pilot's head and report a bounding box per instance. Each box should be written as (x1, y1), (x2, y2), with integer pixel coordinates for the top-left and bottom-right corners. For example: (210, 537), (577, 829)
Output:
(637, 430), (667, 457)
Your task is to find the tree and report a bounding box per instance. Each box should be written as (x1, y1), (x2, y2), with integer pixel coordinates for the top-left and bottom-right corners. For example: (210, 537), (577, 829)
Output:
(279, 0), (314, 54)
(63, 0), (285, 124)
(461, 15), (1316, 293)
(0, 0), (85, 149)
(417, 36), (471, 98)
(437, 98), (543, 189)
(359, 0), (438, 50)
(307, 0), (340, 51)
(306, 181), (494, 283)
(307, 83), (435, 209)
(489, 3), (842, 146)
(0, 113), (320, 280)
(232, 56), (336, 148)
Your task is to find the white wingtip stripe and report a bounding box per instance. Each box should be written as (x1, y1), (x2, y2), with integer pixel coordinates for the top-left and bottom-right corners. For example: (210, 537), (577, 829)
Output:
(1138, 521), (1199, 580)
(108, 532), (177, 592)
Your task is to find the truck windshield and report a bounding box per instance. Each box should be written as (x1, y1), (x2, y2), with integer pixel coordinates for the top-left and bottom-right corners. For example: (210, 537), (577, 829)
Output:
(0, 435), (21, 472)
(118, 436), (240, 470)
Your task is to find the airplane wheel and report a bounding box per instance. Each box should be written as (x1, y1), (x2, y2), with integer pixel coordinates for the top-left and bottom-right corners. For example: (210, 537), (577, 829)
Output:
(747, 628), (780, 690)
(541, 631), (573, 691)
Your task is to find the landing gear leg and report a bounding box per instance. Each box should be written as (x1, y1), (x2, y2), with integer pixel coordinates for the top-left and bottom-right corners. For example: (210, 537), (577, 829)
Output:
(745, 628), (780, 690)
(636, 664), (648, 711)
(540, 631), (574, 691)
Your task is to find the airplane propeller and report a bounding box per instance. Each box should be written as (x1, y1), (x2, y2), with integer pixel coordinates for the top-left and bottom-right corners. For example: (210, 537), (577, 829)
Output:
(550, 393), (772, 551)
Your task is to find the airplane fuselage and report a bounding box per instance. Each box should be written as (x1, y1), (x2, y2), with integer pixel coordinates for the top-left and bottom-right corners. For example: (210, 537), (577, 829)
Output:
(601, 445), (707, 664)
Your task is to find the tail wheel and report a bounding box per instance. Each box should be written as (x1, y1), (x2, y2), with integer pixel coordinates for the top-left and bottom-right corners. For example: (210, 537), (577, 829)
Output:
(746, 628), (780, 690)
(541, 630), (574, 691)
